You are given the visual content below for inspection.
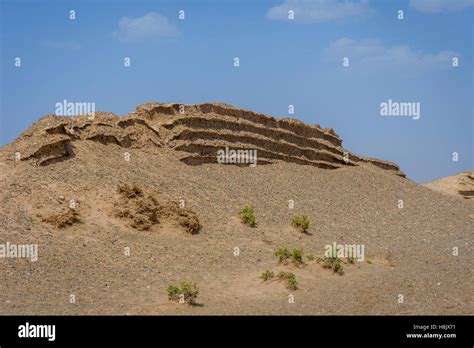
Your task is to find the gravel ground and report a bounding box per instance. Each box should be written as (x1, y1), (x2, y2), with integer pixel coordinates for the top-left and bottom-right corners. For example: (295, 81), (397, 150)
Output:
(0, 140), (472, 315)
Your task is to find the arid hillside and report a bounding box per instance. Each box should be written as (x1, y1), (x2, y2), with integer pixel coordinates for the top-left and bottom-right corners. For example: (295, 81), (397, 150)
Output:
(424, 171), (474, 200)
(0, 103), (472, 315)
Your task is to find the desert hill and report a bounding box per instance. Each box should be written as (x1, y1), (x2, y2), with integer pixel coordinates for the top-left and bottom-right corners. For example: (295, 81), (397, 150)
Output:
(424, 171), (474, 200)
(0, 103), (472, 315)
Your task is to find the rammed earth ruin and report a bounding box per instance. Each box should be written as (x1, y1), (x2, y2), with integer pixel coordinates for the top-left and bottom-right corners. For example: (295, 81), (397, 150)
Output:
(3, 102), (405, 177)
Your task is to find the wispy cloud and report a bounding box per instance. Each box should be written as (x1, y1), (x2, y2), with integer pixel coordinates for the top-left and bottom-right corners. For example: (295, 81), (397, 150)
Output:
(266, 0), (374, 23)
(409, 0), (474, 13)
(41, 40), (81, 50)
(323, 38), (458, 72)
(115, 12), (179, 43)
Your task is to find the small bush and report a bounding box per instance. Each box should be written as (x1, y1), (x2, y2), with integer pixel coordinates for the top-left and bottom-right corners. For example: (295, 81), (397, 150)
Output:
(42, 208), (80, 228)
(290, 248), (304, 266)
(158, 201), (201, 234)
(347, 255), (355, 264)
(277, 271), (298, 290)
(291, 215), (310, 232)
(114, 184), (159, 230)
(180, 281), (199, 304)
(239, 206), (256, 227)
(306, 254), (315, 261)
(273, 247), (304, 266)
(260, 270), (274, 281)
(322, 256), (344, 275)
(179, 212), (201, 234)
(167, 281), (199, 305)
(117, 183), (143, 199)
(273, 247), (291, 264)
(166, 285), (181, 299)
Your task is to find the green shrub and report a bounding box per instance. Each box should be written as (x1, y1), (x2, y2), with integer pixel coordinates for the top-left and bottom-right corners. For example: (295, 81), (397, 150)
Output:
(167, 280), (199, 305)
(306, 254), (315, 261)
(291, 215), (310, 232)
(167, 285), (181, 298)
(322, 256), (344, 275)
(274, 247), (304, 266)
(277, 271), (298, 290)
(287, 275), (297, 290)
(273, 247), (291, 264)
(180, 281), (199, 304)
(239, 206), (256, 227)
(290, 248), (304, 266)
(260, 270), (274, 281)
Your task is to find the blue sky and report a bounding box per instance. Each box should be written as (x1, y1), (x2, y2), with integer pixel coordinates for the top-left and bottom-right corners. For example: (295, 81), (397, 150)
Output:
(1, 0), (473, 182)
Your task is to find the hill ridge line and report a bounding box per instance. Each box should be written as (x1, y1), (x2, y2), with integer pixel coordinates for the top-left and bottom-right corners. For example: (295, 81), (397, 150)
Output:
(0, 102), (404, 177)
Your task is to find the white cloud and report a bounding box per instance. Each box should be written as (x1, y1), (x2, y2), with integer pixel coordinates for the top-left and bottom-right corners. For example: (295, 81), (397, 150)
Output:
(115, 12), (179, 42)
(409, 0), (474, 13)
(42, 40), (81, 50)
(266, 0), (375, 23)
(323, 38), (458, 71)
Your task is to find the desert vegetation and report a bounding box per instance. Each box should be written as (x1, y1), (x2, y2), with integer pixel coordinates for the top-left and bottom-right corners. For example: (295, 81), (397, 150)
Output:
(260, 269), (297, 290)
(277, 271), (298, 290)
(321, 255), (344, 275)
(273, 247), (305, 266)
(113, 183), (201, 233)
(260, 247), (304, 291)
(158, 201), (201, 234)
(167, 281), (199, 305)
(239, 205), (256, 227)
(114, 183), (160, 230)
(42, 208), (80, 228)
(291, 215), (310, 233)
(260, 270), (275, 281)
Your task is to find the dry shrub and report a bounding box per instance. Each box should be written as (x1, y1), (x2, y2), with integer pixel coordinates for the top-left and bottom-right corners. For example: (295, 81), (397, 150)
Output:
(114, 183), (160, 231)
(42, 208), (80, 228)
(114, 184), (201, 234)
(159, 201), (201, 234)
(117, 183), (143, 199)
